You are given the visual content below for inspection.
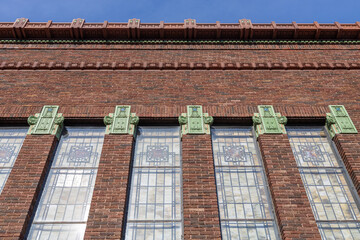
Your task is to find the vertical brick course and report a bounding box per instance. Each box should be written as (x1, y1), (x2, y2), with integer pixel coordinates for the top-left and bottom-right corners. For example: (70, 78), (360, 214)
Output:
(333, 134), (360, 196)
(258, 134), (321, 240)
(0, 134), (58, 239)
(182, 134), (221, 239)
(84, 134), (134, 239)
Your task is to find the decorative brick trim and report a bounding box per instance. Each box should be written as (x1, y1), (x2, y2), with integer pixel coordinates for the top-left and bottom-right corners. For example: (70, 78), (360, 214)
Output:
(258, 134), (321, 239)
(84, 135), (134, 239)
(1, 19), (360, 41)
(1, 61), (359, 70)
(182, 134), (221, 239)
(0, 105), (328, 119)
(333, 134), (360, 195)
(0, 135), (58, 239)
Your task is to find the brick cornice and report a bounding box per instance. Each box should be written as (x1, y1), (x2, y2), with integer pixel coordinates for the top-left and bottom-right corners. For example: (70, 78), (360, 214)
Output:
(1, 18), (360, 41)
(1, 61), (360, 70)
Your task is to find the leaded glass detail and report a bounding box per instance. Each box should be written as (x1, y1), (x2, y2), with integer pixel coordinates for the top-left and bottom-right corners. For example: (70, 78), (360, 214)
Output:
(288, 127), (360, 239)
(0, 127), (27, 194)
(28, 224), (86, 240)
(211, 127), (280, 240)
(28, 127), (105, 240)
(125, 127), (182, 240)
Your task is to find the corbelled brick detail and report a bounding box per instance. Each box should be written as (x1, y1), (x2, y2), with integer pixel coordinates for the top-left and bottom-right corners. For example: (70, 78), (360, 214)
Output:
(84, 134), (134, 239)
(0, 135), (58, 239)
(333, 134), (360, 196)
(258, 134), (321, 239)
(182, 134), (221, 239)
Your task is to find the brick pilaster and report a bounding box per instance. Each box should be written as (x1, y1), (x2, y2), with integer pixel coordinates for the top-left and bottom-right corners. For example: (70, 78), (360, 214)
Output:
(258, 134), (321, 239)
(182, 134), (221, 239)
(333, 134), (360, 196)
(84, 134), (134, 239)
(0, 135), (58, 239)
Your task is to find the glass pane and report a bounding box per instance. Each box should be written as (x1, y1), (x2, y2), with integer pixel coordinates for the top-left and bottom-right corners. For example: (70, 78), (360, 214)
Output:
(34, 169), (97, 222)
(133, 127), (181, 168)
(128, 168), (181, 221)
(28, 223), (86, 240)
(300, 168), (360, 221)
(52, 128), (104, 168)
(318, 222), (360, 240)
(125, 126), (182, 240)
(221, 221), (278, 240)
(0, 169), (11, 193)
(125, 222), (182, 240)
(215, 167), (272, 220)
(211, 127), (279, 240)
(0, 128), (27, 168)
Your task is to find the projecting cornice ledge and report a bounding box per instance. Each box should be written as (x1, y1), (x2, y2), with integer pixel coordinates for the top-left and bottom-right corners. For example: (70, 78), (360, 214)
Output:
(1, 18), (360, 41)
(1, 61), (360, 70)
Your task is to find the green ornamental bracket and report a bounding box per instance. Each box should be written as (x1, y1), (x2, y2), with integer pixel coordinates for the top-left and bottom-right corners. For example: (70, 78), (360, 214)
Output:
(27, 105), (64, 139)
(326, 105), (358, 138)
(104, 105), (139, 135)
(178, 105), (213, 135)
(252, 105), (287, 137)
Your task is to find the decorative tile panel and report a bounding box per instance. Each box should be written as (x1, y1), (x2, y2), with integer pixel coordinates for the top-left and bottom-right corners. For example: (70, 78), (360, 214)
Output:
(27, 105), (64, 138)
(104, 105), (139, 135)
(179, 105), (213, 135)
(326, 105), (358, 138)
(253, 105), (287, 137)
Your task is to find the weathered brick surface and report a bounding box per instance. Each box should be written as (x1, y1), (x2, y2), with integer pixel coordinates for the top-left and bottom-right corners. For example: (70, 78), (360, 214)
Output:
(333, 134), (360, 196)
(84, 134), (134, 239)
(258, 134), (321, 240)
(182, 134), (221, 239)
(0, 134), (58, 239)
(0, 41), (359, 239)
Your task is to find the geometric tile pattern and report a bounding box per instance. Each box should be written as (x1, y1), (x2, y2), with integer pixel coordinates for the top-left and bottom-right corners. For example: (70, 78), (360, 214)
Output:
(298, 145), (325, 165)
(223, 145), (246, 162)
(0, 145), (16, 163)
(146, 145), (170, 163)
(69, 146), (93, 163)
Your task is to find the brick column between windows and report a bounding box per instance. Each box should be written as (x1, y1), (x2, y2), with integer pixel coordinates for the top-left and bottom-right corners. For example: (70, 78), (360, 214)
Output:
(0, 134), (58, 239)
(258, 134), (321, 240)
(182, 134), (221, 239)
(84, 134), (134, 239)
(333, 134), (360, 196)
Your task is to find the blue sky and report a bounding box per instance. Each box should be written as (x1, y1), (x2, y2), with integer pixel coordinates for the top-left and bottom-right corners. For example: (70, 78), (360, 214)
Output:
(0, 0), (358, 23)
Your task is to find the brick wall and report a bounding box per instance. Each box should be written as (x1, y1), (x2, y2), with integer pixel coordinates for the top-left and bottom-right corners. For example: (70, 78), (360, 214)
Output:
(182, 134), (221, 239)
(0, 42), (359, 239)
(0, 135), (58, 239)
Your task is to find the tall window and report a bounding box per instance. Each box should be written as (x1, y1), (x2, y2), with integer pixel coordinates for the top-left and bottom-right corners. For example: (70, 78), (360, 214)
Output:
(27, 127), (105, 240)
(211, 127), (280, 239)
(0, 127), (27, 193)
(287, 127), (360, 239)
(125, 127), (182, 239)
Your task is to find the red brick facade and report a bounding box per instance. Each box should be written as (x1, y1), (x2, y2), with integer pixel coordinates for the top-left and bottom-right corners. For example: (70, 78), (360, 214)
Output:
(0, 19), (359, 239)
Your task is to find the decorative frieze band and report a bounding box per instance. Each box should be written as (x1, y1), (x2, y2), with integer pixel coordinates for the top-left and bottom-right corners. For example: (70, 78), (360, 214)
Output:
(1, 61), (360, 70)
(1, 18), (360, 41)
